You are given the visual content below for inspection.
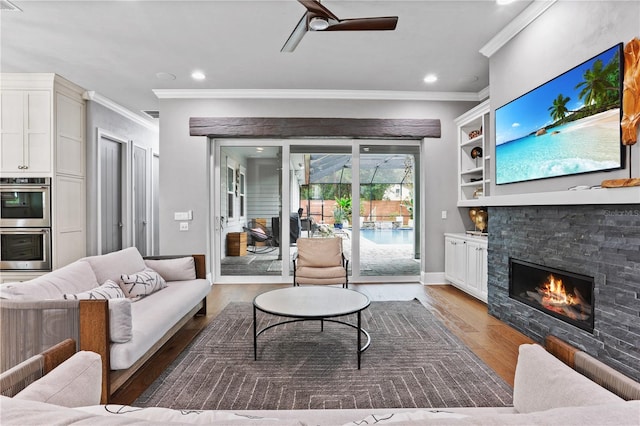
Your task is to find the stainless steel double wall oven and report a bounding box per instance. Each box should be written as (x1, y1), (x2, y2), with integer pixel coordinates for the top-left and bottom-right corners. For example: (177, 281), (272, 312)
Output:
(0, 177), (52, 271)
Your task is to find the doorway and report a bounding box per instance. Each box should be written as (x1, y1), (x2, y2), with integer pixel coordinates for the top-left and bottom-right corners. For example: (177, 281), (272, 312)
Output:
(212, 140), (421, 283)
(98, 130), (128, 254)
(133, 145), (150, 256)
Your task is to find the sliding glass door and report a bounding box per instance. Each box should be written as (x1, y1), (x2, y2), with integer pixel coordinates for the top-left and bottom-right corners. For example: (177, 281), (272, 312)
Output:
(212, 139), (421, 283)
(358, 145), (420, 278)
(215, 143), (284, 281)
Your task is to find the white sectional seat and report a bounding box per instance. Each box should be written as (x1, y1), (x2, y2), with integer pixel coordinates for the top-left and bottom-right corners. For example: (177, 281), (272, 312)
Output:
(110, 279), (210, 370)
(0, 247), (211, 401)
(1, 343), (638, 425)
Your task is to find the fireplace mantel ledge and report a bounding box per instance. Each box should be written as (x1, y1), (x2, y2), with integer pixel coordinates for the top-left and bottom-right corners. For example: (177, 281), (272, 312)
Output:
(460, 186), (639, 207)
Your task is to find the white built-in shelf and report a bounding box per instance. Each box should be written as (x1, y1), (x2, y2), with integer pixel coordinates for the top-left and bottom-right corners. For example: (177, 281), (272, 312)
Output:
(461, 135), (483, 147)
(462, 186), (639, 207)
(455, 100), (490, 205)
(461, 167), (483, 176)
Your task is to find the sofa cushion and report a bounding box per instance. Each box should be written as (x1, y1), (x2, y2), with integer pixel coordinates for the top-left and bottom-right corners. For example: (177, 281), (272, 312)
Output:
(108, 298), (133, 343)
(120, 268), (167, 298)
(109, 279), (211, 370)
(14, 351), (102, 408)
(62, 280), (126, 300)
(83, 247), (146, 285)
(144, 257), (196, 281)
(0, 261), (99, 300)
(513, 343), (623, 413)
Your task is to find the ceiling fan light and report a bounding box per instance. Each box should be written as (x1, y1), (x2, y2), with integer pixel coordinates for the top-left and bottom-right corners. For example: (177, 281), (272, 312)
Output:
(309, 16), (329, 31)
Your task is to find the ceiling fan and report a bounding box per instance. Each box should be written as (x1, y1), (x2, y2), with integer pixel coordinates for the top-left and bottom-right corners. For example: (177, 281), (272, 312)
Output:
(281, 0), (398, 52)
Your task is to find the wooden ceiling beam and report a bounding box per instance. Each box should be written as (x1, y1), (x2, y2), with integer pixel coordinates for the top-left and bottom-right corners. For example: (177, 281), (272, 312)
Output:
(189, 117), (441, 140)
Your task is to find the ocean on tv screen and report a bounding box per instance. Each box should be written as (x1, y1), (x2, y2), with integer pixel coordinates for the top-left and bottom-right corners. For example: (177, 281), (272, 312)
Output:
(496, 109), (621, 184)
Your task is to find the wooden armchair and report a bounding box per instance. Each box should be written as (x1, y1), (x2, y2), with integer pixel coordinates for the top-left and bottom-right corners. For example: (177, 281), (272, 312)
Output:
(292, 237), (349, 288)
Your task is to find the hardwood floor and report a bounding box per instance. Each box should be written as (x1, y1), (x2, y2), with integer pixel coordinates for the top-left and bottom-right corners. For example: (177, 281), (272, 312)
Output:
(110, 283), (533, 404)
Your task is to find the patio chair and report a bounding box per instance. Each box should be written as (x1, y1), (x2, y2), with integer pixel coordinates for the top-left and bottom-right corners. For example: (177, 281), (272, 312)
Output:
(293, 237), (349, 288)
(243, 219), (276, 253)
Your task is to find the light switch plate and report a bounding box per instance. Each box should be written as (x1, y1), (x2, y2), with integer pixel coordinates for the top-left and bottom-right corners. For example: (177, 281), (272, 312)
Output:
(174, 211), (193, 221)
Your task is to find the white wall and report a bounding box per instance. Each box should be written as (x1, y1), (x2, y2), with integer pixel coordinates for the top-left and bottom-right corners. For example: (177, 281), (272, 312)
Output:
(489, 1), (640, 196)
(85, 101), (159, 255)
(158, 98), (476, 273)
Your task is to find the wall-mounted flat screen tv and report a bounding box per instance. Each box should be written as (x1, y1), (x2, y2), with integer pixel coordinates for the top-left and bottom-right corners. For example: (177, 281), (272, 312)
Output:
(495, 43), (624, 185)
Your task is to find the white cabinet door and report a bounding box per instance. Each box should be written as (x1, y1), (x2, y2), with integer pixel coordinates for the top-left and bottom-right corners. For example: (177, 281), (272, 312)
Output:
(24, 91), (51, 173)
(445, 236), (466, 286)
(444, 234), (488, 302)
(0, 91), (24, 173)
(465, 241), (487, 300)
(0, 90), (51, 174)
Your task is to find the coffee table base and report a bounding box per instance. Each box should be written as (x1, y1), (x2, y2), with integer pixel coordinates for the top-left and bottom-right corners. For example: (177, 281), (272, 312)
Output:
(253, 307), (371, 369)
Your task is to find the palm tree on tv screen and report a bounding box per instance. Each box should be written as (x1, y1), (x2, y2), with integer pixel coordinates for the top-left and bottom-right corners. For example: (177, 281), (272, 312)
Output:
(575, 52), (620, 109)
(548, 94), (571, 122)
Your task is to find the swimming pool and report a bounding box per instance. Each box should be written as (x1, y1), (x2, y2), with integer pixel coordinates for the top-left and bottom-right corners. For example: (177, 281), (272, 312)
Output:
(360, 229), (414, 245)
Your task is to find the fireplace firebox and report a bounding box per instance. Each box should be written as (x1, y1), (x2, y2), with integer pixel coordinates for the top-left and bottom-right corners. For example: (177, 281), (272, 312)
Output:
(509, 259), (594, 332)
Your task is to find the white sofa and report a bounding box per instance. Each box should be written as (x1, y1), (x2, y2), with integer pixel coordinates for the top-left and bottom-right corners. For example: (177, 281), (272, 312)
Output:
(0, 247), (211, 402)
(0, 340), (638, 425)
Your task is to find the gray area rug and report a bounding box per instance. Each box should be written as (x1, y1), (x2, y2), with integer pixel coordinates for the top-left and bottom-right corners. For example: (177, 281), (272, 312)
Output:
(135, 299), (513, 410)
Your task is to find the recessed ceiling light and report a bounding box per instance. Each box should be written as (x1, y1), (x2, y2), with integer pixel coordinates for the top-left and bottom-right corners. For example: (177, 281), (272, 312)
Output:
(191, 71), (206, 81)
(423, 74), (438, 84)
(256, 147), (264, 152)
(496, 0), (516, 5)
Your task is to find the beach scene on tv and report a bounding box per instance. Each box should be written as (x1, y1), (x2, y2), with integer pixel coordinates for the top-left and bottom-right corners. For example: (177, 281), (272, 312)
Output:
(495, 44), (622, 185)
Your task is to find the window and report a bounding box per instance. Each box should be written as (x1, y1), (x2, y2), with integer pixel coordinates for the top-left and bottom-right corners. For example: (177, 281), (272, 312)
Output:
(227, 166), (234, 218)
(239, 172), (245, 217)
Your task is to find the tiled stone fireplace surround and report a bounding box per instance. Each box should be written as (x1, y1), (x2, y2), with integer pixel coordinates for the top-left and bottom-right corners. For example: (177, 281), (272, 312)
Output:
(487, 204), (640, 382)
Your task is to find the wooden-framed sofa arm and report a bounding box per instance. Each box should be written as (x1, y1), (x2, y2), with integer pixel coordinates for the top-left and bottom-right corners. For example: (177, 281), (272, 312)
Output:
(41, 338), (76, 375)
(78, 300), (110, 404)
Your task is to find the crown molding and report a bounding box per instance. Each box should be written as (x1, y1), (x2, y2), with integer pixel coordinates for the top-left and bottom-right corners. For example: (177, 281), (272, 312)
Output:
(83, 91), (158, 132)
(478, 86), (490, 101)
(480, 0), (557, 58)
(152, 88), (483, 102)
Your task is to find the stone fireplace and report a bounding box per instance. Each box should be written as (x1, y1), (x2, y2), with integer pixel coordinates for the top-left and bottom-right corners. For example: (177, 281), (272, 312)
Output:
(487, 204), (640, 382)
(509, 259), (594, 333)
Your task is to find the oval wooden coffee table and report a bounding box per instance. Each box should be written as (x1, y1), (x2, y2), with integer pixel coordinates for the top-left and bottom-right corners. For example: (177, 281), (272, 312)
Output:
(253, 286), (371, 369)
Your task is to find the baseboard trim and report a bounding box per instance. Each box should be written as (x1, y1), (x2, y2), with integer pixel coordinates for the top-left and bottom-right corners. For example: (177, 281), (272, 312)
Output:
(421, 272), (446, 285)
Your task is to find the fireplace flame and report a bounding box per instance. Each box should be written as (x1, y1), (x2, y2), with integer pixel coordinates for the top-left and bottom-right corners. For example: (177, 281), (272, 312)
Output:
(540, 274), (576, 307)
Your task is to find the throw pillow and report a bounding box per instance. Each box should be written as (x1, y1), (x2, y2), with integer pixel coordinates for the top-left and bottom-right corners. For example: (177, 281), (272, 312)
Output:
(14, 351), (102, 408)
(144, 257), (196, 281)
(120, 268), (167, 298)
(62, 280), (126, 300)
(513, 343), (623, 413)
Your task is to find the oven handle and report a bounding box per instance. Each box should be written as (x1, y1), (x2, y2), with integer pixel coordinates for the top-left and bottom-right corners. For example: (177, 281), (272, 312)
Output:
(0, 228), (51, 234)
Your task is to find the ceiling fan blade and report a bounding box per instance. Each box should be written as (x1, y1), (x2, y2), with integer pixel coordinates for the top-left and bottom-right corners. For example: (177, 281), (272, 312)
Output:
(325, 16), (398, 31)
(298, 0), (339, 21)
(281, 12), (308, 52)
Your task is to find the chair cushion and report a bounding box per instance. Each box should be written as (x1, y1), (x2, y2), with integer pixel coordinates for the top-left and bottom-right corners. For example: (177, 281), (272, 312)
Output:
(296, 266), (347, 280)
(296, 238), (342, 268)
(14, 351), (102, 408)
